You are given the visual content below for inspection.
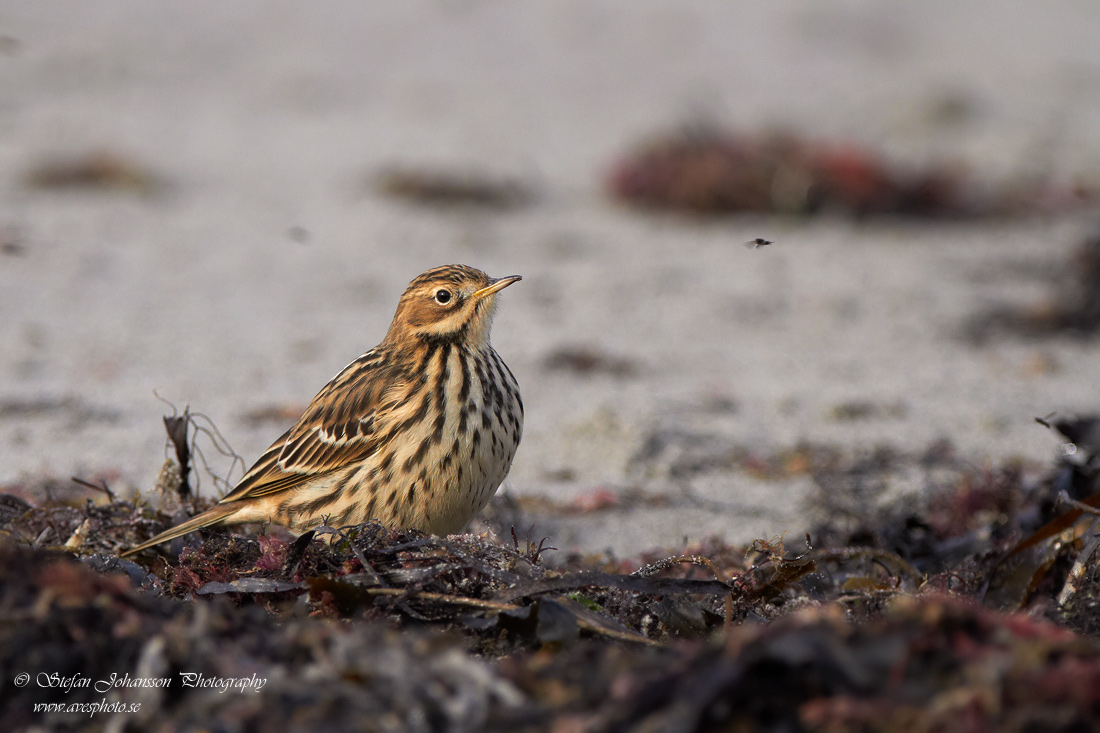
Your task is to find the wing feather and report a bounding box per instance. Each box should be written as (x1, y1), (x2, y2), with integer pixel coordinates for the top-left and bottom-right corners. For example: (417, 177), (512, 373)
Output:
(219, 347), (405, 503)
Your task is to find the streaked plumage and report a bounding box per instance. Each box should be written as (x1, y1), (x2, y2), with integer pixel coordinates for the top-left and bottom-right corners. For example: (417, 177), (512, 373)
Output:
(123, 265), (522, 556)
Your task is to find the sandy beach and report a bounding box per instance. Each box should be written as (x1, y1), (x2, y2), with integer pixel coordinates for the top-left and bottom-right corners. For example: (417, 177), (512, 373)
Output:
(2, 1), (1099, 555)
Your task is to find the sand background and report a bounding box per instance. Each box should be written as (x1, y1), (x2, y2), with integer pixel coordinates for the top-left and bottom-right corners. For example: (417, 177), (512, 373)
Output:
(2, 1), (1099, 554)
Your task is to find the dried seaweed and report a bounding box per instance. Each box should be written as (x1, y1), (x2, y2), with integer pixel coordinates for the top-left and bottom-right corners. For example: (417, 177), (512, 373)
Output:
(375, 167), (534, 210)
(23, 150), (162, 193)
(606, 126), (1092, 219)
(5, 412), (1100, 729)
(542, 346), (638, 378)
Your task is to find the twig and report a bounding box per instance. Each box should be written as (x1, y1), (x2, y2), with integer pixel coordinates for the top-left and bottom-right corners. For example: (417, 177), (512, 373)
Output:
(1058, 518), (1100, 608)
(1059, 490), (1100, 518)
(312, 523), (385, 587)
(363, 588), (659, 646)
(187, 410), (245, 494)
(632, 554), (731, 584)
(71, 476), (116, 502)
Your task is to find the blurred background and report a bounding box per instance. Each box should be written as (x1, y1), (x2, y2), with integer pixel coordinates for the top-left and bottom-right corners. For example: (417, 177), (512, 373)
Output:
(2, 1), (1099, 554)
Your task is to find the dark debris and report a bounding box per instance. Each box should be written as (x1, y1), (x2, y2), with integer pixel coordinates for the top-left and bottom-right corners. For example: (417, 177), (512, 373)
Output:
(607, 125), (1093, 219)
(542, 345), (639, 378)
(967, 231), (1100, 342)
(23, 150), (163, 193)
(375, 166), (534, 210)
(4, 425), (1100, 730)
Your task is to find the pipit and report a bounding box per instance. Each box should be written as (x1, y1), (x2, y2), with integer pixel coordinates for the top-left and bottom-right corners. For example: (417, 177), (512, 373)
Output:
(123, 264), (522, 556)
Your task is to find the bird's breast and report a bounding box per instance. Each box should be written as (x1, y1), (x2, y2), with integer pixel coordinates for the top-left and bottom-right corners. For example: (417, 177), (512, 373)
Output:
(422, 345), (521, 533)
(336, 342), (522, 535)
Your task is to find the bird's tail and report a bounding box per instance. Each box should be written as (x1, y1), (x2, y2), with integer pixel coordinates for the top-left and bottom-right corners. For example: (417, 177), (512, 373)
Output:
(120, 502), (241, 557)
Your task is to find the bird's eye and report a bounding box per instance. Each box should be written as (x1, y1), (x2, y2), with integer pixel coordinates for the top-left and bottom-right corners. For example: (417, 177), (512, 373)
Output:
(434, 289), (452, 305)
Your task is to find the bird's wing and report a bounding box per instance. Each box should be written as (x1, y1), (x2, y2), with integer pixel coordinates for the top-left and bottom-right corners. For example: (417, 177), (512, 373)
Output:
(219, 348), (404, 503)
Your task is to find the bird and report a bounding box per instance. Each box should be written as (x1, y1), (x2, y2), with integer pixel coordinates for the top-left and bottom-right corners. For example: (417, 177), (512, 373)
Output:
(123, 264), (523, 556)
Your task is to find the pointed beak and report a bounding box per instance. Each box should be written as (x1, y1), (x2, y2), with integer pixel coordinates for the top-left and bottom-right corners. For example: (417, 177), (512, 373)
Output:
(472, 274), (522, 300)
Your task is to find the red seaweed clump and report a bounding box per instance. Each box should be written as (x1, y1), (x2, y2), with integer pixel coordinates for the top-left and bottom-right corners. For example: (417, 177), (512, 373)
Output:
(607, 127), (1091, 218)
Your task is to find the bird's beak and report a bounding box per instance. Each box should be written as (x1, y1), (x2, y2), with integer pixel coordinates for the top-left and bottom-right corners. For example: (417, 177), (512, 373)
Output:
(473, 275), (522, 300)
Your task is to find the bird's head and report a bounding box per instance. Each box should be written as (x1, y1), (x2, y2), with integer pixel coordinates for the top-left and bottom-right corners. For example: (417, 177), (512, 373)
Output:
(386, 264), (521, 348)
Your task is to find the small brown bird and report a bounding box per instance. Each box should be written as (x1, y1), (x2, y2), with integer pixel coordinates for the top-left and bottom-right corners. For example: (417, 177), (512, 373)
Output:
(123, 264), (523, 556)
